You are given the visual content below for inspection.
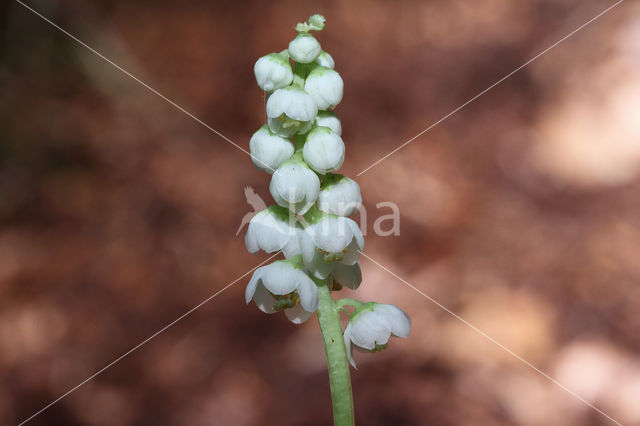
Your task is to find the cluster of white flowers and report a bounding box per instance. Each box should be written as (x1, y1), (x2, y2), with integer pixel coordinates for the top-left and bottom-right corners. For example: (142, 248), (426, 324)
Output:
(244, 14), (410, 366)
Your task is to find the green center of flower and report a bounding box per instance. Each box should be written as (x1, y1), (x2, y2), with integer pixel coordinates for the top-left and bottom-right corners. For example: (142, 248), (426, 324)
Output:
(278, 114), (304, 129)
(273, 292), (300, 311)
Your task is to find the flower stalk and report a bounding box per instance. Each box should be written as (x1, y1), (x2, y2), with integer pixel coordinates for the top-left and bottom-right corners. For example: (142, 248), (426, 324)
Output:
(316, 279), (355, 426)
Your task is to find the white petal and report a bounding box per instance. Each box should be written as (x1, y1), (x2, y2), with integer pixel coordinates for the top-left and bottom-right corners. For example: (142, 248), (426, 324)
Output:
(306, 249), (333, 279)
(266, 87), (317, 122)
(254, 53), (293, 92)
(350, 311), (391, 350)
(252, 282), (277, 314)
(343, 322), (357, 368)
(303, 127), (345, 174)
(258, 261), (300, 295)
(304, 67), (344, 110)
(331, 262), (362, 290)
(245, 268), (263, 304)
(311, 217), (354, 253)
(249, 126), (294, 173)
(315, 51), (335, 69)
(299, 228), (317, 265)
(288, 33), (321, 63)
(285, 303), (314, 324)
(346, 218), (364, 250)
(341, 240), (361, 265)
(374, 304), (411, 338)
(245, 210), (291, 254)
(244, 224), (260, 253)
(269, 162), (320, 215)
(296, 273), (319, 312)
(315, 111), (341, 136)
(267, 117), (297, 137)
(317, 177), (362, 216)
(282, 226), (302, 258)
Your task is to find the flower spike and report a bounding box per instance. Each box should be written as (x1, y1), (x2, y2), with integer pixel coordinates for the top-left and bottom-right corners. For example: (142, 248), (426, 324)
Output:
(242, 14), (411, 425)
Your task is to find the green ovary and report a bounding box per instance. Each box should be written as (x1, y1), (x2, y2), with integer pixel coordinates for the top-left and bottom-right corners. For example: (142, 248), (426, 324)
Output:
(370, 343), (388, 353)
(273, 292), (300, 311)
(278, 114), (304, 129)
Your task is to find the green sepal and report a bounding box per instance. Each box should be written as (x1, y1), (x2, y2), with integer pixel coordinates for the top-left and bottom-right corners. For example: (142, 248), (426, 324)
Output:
(302, 205), (336, 225)
(320, 172), (346, 189)
(264, 205), (295, 222)
(349, 301), (377, 321)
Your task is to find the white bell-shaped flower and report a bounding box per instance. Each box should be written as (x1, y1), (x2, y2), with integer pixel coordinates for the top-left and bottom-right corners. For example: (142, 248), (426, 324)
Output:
(288, 32), (322, 64)
(303, 126), (345, 174)
(299, 211), (364, 279)
(249, 125), (294, 173)
(245, 206), (300, 258)
(245, 259), (319, 324)
(270, 159), (320, 215)
(254, 53), (293, 92)
(315, 51), (335, 69)
(317, 174), (362, 217)
(304, 66), (343, 110)
(330, 262), (362, 290)
(343, 303), (411, 367)
(267, 86), (318, 137)
(315, 111), (341, 135)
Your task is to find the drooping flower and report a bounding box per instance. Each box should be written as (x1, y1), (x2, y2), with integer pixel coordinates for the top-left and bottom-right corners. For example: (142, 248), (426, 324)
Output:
(266, 86), (318, 137)
(254, 53), (293, 92)
(303, 126), (345, 174)
(343, 303), (411, 367)
(288, 32), (322, 64)
(315, 51), (335, 69)
(299, 210), (364, 279)
(249, 125), (294, 173)
(304, 66), (343, 110)
(245, 206), (300, 258)
(245, 259), (319, 324)
(315, 110), (341, 135)
(317, 174), (362, 217)
(270, 159), (321, 215)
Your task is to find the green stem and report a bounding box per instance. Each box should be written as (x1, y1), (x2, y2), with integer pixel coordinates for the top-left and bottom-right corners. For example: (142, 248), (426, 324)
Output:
(316, 281), (355, 426)
(336, 298), (364, 310)
(293, 134), (306, 151)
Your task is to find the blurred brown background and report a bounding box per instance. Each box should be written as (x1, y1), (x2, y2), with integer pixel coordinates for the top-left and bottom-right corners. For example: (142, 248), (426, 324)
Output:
(2, 0), (639, 425)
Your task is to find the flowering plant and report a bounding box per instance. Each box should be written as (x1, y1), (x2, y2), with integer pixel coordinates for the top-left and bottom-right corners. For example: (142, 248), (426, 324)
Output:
(244, 14), (411, 425)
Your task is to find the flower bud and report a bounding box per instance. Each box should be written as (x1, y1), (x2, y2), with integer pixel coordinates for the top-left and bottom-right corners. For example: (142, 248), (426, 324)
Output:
(288, 33), (322, 64)
(315, 111), (341, 135)
(304, 66), (343, 110)
(344, 303), (411, 367)
(266, 86), (317, 137)
(254, 53), (293, 92)
(303, 126), (345, 174)
(249, 125), (294, 173)
(270, 160), (320, 215)
(308, 14), (326, 31)
(315, 51), (335, 69)
(318, 174), (362, 216)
